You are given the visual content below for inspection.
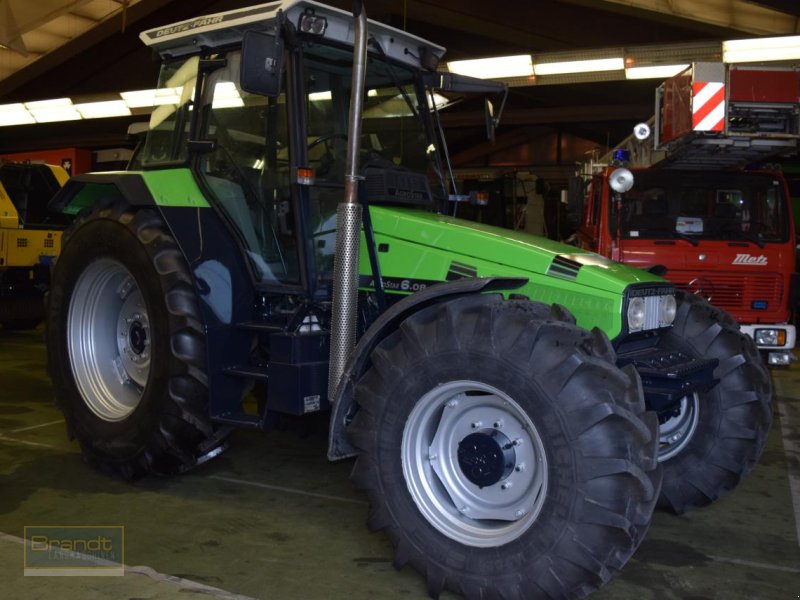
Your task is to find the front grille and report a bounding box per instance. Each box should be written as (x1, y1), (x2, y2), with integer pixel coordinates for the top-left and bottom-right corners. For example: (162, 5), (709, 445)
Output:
(643, 295), (661, 330)
(668, 270), (783, 311)
(16, 238), (28, 247)
(44, 239), (54, 248)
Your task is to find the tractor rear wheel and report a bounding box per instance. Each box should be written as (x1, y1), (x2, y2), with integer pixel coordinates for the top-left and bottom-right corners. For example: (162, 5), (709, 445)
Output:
(656, 291), (772, 513)
(46, 199), (226, 479)
(349, 295), (661, 599)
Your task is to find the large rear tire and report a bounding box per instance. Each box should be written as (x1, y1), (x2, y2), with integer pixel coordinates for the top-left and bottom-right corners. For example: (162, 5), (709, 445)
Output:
(656, 291), (772, 513)
(349, 295), (661, 599)
(46, 200), (227, 479)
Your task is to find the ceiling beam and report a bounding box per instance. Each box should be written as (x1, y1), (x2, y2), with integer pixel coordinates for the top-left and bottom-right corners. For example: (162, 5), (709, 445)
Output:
(351, 0), (734, 59)
(589, 0), (800, 35)
(0, 0), (95, 38)
(441, 103), (652, 128)
(450, 127), (554, 166)
(0, 0), (175, 100)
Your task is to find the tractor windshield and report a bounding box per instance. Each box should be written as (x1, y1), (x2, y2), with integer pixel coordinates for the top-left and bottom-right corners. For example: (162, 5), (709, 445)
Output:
(302, 42), (438, 286)
(302, 43), (433, 182)
(612, 170), (791, 244)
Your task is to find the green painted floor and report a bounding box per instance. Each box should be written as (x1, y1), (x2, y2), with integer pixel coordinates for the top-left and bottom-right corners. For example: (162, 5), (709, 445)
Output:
(1, 326), (798, 599)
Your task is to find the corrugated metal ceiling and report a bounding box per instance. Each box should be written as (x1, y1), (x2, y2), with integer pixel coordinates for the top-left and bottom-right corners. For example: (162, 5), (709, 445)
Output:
(0, 0), (142, 83)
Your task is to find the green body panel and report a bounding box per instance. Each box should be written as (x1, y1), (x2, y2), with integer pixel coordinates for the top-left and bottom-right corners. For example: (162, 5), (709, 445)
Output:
(63, 169), (208, 213)
(64, 183), (120, 215)
(360, 207), (666, 338)
(140, 169), (209, 208)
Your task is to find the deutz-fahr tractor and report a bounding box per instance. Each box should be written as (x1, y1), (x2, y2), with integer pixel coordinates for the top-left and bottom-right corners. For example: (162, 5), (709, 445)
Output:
(45, 1), (772, 598)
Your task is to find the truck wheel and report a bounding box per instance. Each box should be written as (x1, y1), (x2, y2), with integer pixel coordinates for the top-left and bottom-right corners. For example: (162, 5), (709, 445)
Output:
(46, 200), (226, 479)
(656, 291), (772, 513)
(349, 295), (661, 599)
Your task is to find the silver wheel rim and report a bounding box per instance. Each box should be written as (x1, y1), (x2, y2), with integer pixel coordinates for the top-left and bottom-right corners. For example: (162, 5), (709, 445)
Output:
(67, 258), (150, 422)
(658, 392), (700, 462)
(402, 380), (548, 547)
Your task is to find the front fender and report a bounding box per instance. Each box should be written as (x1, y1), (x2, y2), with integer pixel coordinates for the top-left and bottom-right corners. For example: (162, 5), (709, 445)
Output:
(327, 276), (527, 460)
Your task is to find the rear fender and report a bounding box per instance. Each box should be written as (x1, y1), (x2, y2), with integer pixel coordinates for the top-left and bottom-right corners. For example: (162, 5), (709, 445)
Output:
(49, 169), (209, 217)
(49, 173), (157, 217)
(327, 276), (527, 460)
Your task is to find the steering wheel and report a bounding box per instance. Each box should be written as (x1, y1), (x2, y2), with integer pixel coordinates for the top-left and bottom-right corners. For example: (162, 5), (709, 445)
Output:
(308, 133), (348, 152)
(307, 134), (348, 178)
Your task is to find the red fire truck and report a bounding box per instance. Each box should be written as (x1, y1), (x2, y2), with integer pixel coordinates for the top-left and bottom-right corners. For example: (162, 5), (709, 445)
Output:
(573, 63), (799, 365)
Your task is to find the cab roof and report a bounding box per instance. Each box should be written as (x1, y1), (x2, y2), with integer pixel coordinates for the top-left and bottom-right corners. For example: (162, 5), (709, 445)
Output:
(139, 0), (445, 70)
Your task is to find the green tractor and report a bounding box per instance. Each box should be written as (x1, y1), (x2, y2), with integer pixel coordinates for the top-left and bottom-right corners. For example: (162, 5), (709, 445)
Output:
(45, 1), (772, 597)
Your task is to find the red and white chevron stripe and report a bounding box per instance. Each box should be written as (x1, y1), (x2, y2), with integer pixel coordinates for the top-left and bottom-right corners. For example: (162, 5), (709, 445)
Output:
(692, 81), (725, 132)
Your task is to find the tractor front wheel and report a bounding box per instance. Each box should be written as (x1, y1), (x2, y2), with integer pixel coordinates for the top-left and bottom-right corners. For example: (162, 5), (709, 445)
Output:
(656, 291), (772, 513)
(349, 295), (661, 599)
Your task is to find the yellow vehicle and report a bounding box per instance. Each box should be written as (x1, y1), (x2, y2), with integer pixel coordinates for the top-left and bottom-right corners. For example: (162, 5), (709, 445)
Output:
(0, 162), (69, 330)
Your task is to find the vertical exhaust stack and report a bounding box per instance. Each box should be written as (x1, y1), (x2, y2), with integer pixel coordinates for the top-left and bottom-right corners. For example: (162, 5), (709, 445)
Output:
(328, 0), (367, 402)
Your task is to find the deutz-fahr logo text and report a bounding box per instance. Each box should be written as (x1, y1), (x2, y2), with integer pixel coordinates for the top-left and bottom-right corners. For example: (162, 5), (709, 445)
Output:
(732, 253), (767, 266)
(155, 16), (224, 37)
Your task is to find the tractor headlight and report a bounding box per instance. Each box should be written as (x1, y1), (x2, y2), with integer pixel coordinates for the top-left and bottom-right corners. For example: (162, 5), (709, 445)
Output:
(659, 294), (677, 327)
(627, 297), (646, 331)
(625, 286), (676, 333)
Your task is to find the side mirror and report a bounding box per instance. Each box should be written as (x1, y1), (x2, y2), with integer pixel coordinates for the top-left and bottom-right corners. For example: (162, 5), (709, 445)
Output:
(423, 71), (508, 135)
(240, 30), (284, 97)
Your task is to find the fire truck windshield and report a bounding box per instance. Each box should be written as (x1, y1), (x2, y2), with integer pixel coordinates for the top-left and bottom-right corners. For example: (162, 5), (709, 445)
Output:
(612, 170), (790, 244)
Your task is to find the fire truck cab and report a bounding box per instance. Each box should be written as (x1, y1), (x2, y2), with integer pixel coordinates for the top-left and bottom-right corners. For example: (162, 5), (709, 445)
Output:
(573, 62), (800, 365)
(576, 166), (797, 365)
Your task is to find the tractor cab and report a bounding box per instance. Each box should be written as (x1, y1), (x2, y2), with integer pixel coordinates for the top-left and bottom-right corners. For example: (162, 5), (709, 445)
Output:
(131, 7), (448, 306)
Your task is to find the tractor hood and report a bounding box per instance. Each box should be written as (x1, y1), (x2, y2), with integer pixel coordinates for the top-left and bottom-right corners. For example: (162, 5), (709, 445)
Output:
(368, 207), (663, 293)
(365, 207), (669, 338)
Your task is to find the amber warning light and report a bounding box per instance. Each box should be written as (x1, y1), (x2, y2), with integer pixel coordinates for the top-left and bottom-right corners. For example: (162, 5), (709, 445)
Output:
(296, 167), (315, 185)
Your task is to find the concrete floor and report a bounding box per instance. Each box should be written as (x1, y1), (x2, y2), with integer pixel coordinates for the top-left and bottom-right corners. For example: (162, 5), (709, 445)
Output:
(1, 326), (799, 600)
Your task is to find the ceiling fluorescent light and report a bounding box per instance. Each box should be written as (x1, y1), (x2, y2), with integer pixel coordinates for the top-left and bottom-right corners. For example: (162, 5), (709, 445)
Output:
(534, 57), (624, 76)
(626, 64), (689, 79)
(447, 55), (533, 79)
(121, 88), (182, 108)
(76, 100), (131, 119)
(25, 98), (81, 123)
(723, 35), (800, 63)
(0, 103), (35, 126)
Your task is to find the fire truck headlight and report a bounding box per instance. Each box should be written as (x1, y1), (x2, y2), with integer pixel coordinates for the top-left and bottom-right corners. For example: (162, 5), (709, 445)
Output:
(754, 328), (785, 347)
